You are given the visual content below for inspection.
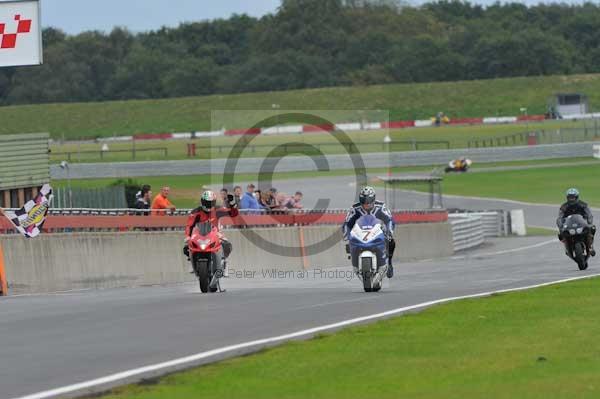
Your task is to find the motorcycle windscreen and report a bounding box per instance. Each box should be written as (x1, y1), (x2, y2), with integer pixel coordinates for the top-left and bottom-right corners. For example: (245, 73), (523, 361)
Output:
(196, 221), (213, 235)
(565, 214), (587, 228)
(351, 215), (385, 243)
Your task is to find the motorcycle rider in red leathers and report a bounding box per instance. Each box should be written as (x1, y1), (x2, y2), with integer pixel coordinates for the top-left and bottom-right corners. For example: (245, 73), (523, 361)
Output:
(183, 190), (239, 277)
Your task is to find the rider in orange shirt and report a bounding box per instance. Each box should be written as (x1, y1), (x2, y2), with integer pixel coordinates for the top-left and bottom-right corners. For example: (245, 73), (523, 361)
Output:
(151, 187), (176, 215)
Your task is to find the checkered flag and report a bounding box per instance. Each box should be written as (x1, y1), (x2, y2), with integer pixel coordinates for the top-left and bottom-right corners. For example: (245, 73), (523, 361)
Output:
(2, 184), (53, 238)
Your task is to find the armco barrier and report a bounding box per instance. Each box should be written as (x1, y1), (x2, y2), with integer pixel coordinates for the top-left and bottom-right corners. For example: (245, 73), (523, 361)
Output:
(449, 211), (510, 238)
(224, 127), (261, 136)
(449, 214), (485, 252)
(303, 123), (335, 133)
(0, 222), (453, 295)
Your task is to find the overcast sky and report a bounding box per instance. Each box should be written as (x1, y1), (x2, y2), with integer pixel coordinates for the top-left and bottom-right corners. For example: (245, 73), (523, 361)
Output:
(40, 0), (583, 34)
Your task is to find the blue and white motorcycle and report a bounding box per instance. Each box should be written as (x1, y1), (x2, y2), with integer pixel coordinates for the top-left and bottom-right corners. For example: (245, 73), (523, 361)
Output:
(348, 214), (389, 292)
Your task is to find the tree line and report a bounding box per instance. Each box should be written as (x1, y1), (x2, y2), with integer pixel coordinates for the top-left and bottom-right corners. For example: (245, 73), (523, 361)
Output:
(0, 0), (598, 105)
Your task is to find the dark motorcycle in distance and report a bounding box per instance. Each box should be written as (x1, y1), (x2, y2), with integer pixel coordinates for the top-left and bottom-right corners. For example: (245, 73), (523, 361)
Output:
(560, 214), (591, 270)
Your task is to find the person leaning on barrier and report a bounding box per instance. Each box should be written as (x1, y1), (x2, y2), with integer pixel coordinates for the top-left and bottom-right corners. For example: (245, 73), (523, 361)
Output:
(266, 188), (280, 210)
(342, 186), (396, 278)
(151, 186), (176, 216)
(283, 191), (303, 210)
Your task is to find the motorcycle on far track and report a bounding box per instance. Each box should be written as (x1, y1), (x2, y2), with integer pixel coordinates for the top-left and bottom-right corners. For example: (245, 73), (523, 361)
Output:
(347, 214), (389, 292)
(445, 158), (472, 173)
(560, 214), (591, 271)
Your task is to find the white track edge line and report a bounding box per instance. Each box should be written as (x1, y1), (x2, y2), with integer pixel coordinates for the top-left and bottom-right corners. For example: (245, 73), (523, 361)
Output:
(12, 272), (600, 399)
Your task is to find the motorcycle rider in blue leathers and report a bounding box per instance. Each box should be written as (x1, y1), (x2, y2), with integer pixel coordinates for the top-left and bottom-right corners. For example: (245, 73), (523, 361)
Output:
(343, 186), (396, 278)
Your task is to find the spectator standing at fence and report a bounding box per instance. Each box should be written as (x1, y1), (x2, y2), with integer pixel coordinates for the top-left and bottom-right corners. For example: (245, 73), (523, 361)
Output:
(233, 186), (242, 207)
(135, 184), (151, 202)
(218, 188), (228, 208)
(283, 191), (304, 210)
(135, 186), (152, 215)
(152, 186), (176, 215)
(240, 183), (260, 210)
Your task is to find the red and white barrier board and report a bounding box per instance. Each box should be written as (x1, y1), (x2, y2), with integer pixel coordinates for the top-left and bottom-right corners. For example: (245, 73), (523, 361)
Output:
(89, 111), (573, 143)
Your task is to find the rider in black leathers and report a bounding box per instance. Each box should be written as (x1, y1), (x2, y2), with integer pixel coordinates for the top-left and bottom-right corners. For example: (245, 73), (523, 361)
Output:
(557, 188), (596, 256)
(343, 186), (396, 278)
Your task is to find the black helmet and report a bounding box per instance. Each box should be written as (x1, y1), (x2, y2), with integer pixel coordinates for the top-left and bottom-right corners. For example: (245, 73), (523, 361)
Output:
(359, 186), (376, 206)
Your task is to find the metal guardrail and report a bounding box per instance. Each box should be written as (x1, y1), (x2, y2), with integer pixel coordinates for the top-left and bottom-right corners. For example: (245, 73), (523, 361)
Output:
(452, 211), (510, 237)
(51, 147), (169, 162)
(449, 214), (485, 252)
(194, 140), (451, 156)
(448, 210), (512, 252)
(468, 125), (600, 148)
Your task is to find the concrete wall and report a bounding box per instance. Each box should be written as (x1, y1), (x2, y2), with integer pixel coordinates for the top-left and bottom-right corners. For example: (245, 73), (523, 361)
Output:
(1, 223), (452, 295)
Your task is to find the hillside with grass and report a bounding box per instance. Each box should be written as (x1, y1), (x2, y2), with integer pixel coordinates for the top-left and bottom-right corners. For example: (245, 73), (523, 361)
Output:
(3, 73), (600, 140)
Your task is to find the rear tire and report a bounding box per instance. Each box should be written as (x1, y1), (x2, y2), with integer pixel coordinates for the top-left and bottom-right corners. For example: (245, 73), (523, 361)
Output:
(574, 242), (588, 270)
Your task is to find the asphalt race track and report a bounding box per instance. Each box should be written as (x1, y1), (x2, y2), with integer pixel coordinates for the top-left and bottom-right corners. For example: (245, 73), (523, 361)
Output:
(1, 174), (589, 398)
(2, 235), (597, 399)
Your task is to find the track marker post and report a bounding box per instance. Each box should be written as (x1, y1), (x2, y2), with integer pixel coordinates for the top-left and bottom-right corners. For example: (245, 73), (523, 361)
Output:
(0, 243), (7, 296)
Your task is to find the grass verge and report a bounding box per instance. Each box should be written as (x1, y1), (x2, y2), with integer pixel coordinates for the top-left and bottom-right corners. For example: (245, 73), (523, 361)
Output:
(97, 276), (600, 399)
(437, 163), (600, 207)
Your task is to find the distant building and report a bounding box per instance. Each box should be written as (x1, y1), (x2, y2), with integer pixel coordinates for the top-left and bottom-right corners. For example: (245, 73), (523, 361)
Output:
(0, 133), (50, 208)
(549, 93), (589, 117)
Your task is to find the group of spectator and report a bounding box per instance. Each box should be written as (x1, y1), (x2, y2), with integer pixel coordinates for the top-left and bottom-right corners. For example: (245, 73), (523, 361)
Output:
(229, 184), (303, 211)
(133, 183), (303, 214)
(135, 184), (176, 215)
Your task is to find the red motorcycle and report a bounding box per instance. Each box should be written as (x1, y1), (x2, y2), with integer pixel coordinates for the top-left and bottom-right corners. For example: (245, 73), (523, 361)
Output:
(188, 220), (224, 293)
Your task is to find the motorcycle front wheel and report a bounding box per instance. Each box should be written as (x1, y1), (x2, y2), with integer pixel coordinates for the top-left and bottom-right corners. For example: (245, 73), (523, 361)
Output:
(195, 258), (210, 293)
(574, 241), (588, 270)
